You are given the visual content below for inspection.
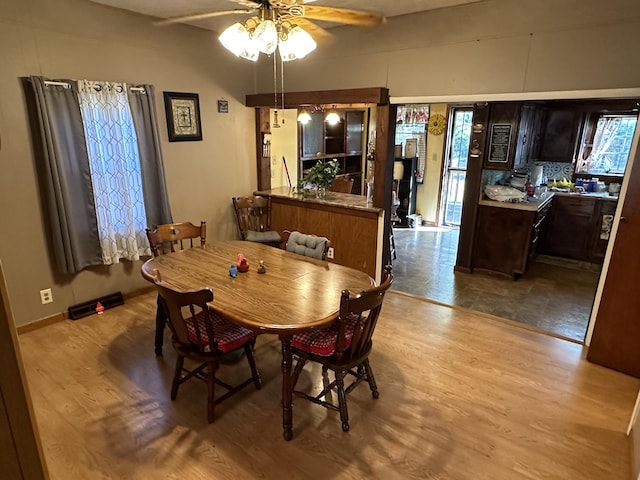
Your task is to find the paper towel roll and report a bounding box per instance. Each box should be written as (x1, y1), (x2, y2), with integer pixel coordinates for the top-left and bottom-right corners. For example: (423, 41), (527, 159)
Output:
(532, 165), (544, 186)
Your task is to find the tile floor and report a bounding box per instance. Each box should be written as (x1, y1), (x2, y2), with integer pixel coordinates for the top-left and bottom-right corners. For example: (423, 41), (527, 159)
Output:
(390, 226), (602, 342)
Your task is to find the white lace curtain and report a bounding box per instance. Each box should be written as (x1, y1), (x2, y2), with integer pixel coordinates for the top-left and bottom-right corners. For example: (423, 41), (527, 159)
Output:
(78, 80), (151, 264)
(577, 116), (622, 173)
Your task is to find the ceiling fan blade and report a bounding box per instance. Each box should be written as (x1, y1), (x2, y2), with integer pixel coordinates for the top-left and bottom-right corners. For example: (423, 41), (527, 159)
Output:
(228, 0), (262, 6)
(294, 17), (333, 46)
(154, 9), (256, 27)
(302, 5), (385, 27)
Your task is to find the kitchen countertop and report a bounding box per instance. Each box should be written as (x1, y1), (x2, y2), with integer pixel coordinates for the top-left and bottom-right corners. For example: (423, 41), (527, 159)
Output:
(479, 190), (619, 211)
(552, 191), (619, 201)
(255, 186), (383, 214)
(479, 191), (555, 211)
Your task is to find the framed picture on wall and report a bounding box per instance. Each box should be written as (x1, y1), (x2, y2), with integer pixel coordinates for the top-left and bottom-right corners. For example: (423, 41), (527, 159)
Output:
(163, 91), (202, 142)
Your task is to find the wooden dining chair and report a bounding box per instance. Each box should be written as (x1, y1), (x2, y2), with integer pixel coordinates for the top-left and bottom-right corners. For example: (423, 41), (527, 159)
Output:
(331, 174), (354, 194)
(290, 266), (393, 432)
(145, 221), (206, 256)
(232, 195), (282, 246)
(153, 279), (262, 423)
(282, 230), (331, 260)
(146, 221), (206, 355)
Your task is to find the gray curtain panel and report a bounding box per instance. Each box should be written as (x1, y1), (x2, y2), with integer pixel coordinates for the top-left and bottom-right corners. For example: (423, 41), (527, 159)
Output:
(128, 85), (173, 228)
(28, 76), (103, 274)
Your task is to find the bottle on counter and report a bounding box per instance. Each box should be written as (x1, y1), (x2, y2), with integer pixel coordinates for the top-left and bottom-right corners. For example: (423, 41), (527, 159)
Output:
(526, 179), (536, 197)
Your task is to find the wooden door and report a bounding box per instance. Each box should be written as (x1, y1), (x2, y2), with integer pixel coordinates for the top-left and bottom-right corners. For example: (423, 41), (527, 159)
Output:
(0, 261), (49, 478)
(587, 147), (640, 377)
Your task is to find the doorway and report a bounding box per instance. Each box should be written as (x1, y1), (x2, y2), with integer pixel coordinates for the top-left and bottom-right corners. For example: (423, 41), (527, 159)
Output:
(390, 101), (621, 343)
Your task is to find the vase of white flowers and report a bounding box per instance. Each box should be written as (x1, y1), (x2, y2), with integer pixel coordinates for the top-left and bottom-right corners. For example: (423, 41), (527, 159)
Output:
(298, 159), (339, 198)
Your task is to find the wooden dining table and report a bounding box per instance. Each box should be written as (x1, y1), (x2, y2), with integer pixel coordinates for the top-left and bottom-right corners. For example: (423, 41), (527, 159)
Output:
(140, 240), (375, 440)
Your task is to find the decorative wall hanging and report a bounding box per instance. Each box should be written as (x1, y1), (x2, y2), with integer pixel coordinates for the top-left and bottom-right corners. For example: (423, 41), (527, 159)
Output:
(428, 113), (446, 135)
(163, 91), (202, 142)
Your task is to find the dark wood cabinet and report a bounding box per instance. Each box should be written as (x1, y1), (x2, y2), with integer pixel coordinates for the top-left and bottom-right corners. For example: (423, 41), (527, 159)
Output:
(299, 109), (365, 193)
(543, 195), (595, 260)
(482, 102), (584, 170)
(542, 195), (617, 263)
(483, 102), (521, 171)
(513, 103), (536, 171)
(533, 107), (582, 163)
(473, 200), (552, 278)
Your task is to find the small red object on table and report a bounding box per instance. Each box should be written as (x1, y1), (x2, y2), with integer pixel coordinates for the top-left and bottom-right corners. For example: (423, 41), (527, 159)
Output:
(237, 253), (250, 272)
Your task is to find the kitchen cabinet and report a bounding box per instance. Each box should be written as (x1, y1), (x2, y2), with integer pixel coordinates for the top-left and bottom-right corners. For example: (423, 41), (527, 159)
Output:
(512, 103), (537, 171)
(299, 110), (365, 193)
(543, 195), (595, 260)
(532, 106), (582, 163)
(473, 198), (552, 278)
(482, 102), (521, 171)
(542, 194), (617, 263)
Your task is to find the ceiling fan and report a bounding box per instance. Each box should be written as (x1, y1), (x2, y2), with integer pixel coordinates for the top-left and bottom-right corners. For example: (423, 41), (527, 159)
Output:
(155, 0), (385, 61)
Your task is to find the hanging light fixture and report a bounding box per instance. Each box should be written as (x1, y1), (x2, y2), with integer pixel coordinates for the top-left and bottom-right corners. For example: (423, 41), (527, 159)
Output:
(218, 5), (316, 62)
(325, 106), (341, 126)
(297, 109), (312, 124)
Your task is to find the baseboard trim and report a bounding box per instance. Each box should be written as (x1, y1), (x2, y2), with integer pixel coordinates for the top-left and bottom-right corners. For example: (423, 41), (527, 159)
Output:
(17, 312), (66, 335)
(453, 265), (472, 274)
(17, 285), (156, 335)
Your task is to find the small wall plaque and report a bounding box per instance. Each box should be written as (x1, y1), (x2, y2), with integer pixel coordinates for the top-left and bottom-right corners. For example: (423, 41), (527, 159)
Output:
(217, 99), (229, 113)
(488, 124), (512, 163)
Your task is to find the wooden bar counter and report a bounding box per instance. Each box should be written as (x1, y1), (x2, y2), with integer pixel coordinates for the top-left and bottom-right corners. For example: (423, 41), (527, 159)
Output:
(255, 187), (384, 280)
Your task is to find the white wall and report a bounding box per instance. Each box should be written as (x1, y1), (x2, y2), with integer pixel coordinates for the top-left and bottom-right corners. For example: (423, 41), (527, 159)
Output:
(0, 0), (257, 325)
(269, 109), (298, 188)
(255, 0), (640, 96)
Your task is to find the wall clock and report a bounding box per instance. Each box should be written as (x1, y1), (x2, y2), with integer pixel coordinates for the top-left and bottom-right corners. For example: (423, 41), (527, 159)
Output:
(428, 113), (447, 136)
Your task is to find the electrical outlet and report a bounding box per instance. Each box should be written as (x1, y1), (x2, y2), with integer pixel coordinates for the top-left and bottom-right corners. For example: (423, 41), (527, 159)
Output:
(327, 247), (335, 259)
(40, 288), (53, 304)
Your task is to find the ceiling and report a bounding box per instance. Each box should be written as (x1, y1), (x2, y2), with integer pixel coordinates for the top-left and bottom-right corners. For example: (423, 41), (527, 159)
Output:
(88, 0), (484, 32)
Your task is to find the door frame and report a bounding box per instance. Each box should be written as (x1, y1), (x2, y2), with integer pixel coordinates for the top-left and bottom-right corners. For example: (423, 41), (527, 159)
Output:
(584, 122), (640, 344)
(392, 87), (640, 346)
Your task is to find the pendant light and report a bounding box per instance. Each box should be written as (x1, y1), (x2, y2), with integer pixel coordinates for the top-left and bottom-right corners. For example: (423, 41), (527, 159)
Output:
(325, 107), (341, 126)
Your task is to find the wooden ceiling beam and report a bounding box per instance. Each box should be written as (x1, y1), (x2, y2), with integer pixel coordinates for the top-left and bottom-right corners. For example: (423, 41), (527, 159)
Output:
(246, 87), (389, 108)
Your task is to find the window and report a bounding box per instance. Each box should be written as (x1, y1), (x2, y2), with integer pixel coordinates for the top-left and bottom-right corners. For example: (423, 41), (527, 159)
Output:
(395, 104), (428, 183)
(27, 76), (172, 274)
(577, 113), (638, 175)
(442, 108), (473, 226)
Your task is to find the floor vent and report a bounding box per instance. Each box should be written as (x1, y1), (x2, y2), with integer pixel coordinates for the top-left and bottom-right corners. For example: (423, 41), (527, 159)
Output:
(68, 292), (124, 320)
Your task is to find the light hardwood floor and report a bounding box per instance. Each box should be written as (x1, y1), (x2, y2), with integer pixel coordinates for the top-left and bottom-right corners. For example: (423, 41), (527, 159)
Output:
(18, 291), (639, 479)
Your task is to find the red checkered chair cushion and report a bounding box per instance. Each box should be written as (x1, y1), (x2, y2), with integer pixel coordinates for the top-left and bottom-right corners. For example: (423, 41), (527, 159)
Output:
(291, 313), (360, 356)
(186, 310), (256, 353)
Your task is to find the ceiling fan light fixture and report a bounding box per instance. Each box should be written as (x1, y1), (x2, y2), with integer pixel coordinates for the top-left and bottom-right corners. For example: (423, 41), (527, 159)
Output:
(253, 19), (278, 55)
(279, 25), (317, 61)
(219, 22), (259, 61)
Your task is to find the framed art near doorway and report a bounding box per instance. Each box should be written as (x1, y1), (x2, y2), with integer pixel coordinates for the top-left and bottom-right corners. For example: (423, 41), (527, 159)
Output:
(163, 91), (202, 142)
